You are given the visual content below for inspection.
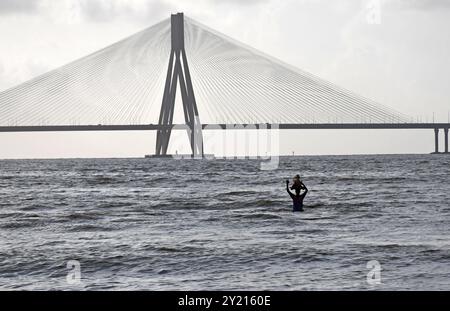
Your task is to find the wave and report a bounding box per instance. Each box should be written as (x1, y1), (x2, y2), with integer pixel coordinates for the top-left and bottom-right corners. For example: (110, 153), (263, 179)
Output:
(222, 190), (260, 196)
(236, 213), (283, 220)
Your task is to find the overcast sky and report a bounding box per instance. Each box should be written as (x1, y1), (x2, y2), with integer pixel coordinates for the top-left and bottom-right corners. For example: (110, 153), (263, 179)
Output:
(0, 0), (449, 158)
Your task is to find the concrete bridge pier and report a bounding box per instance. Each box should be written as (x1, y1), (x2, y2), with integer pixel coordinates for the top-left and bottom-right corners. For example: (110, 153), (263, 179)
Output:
(445, 128), (449, 154)
(434, 128), (440, 154)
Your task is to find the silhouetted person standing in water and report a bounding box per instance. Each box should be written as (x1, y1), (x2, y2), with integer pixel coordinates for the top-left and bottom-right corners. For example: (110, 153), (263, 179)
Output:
(286, 176), (308, 212)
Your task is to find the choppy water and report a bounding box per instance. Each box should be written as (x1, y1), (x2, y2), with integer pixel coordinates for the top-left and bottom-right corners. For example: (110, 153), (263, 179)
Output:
(0, 155), (449, 290)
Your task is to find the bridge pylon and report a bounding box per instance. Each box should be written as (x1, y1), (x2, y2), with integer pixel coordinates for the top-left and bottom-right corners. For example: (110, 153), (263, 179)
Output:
(155, 13), (204, 157)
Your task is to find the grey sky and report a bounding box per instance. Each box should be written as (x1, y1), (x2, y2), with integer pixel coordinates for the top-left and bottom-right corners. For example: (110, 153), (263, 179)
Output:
(0, 0), (449, 158)
(0, 0), (39, 15)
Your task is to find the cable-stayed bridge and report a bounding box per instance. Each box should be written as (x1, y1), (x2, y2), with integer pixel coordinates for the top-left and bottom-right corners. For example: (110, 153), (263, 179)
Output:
(0, 13), (448, 155)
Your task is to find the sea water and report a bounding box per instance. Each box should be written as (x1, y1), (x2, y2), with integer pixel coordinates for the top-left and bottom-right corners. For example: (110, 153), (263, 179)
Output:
(0, 155), (449, 290)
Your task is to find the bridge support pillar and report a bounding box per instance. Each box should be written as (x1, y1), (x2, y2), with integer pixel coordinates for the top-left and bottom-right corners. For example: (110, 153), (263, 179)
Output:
(433, 128), (440, 154)
(445, 128), (449, 154)
(155, 13), (204, 158)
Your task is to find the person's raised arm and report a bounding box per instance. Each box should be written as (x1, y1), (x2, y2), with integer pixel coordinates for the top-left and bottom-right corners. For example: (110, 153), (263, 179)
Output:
(301, 183), (308, 197)
(286, 180), (295, 197)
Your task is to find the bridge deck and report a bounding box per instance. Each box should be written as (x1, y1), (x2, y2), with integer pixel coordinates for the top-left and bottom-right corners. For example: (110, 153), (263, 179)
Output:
(0, 123), (449, 132)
